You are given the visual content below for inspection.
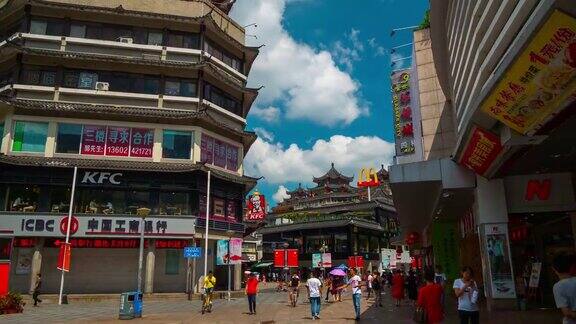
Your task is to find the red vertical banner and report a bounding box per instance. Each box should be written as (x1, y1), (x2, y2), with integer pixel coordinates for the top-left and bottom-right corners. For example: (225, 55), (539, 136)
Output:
(200, 134), (214, 164)
(81, 125), (106, 155)
(0, 263), (9, 295)
(106, 127), (130, 156)
(213, 139), (227, 168)
(356, 256), (364, 268)
(130, 128), (154, 158)
(57, 243), (71, 272)
(287, 249), (299, 267)
(274, 250), (284, 268)
(348, 256), (356, 268)
(226, 145), (239, 171)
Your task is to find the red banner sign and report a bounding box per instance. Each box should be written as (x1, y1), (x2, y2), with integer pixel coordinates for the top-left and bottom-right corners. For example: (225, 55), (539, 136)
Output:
(347, 256), (364, 268)
(81, 125), (106, 155)
(273, 249), (299, 268)
(106, 127), (130, 156)
(245, 192), (266, 222)
(0, 263), (9, 296)
(57, 243), (71, 272)
(459, 126), (503, 175)
(274, 250), (284, 267)
(130, 128), (154, 158)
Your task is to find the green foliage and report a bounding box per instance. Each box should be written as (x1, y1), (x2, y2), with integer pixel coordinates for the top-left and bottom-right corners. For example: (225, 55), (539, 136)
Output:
(417, 9), (430, 30)
(0, 291), (25, 313)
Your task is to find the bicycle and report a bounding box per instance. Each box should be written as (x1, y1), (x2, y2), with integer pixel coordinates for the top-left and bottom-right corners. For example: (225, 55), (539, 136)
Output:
(201, 288), (213, 314)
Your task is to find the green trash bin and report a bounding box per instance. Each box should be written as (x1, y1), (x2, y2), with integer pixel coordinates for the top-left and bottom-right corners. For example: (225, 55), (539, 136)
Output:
(119, 292), (143, 320)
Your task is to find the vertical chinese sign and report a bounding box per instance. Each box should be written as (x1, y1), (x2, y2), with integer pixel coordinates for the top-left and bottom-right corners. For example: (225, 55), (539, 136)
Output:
(200, 134), (240, 172)
(459, 126), (503, 176)
(391, 70), (415, 155)
(480, 10), (576, 134)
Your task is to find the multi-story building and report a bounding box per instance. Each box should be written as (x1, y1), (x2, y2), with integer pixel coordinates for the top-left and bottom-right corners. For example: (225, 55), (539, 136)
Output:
(0, 0), (260, 294)
(258, 164), (398, 272)
(391, 0), (576, 311)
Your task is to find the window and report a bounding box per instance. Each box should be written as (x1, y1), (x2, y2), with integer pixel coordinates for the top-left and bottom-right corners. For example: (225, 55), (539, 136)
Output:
(213, 198), (225, 218)
(12, 121), (48, 153)
(164, 79), (196, 97)
(8, 185), (41, 212)
(56, 123), (82, 154)
(0, 121), (4, 138)
(204, 84), (240, 115)
(167, 33), (184, 48)
(29, 19), (63, 36)
(49, 187), (71, 213)
(165, 250), (180, 274)
(79, 72), (98, 89)
(162, 130), (192, 159)
(70, 24), (86, 38)
(204, 40), (243, 72)
(334, 233), (348, 253)
(21, 69), (56, 86)
(164, 81), (180, 96)
(159, 191), (190, 215)
(29, 20), (47, 35)
(147, 31), (163, 46)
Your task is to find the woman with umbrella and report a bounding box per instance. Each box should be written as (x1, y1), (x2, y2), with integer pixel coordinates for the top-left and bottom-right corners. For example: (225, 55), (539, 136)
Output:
(329, 268), (347, 302)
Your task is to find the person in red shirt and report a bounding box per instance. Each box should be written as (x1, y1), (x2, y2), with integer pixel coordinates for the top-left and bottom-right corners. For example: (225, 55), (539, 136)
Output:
(391, 269), (405, 307)
(417, 269), (444, 324)
(245, 272), (259, 315)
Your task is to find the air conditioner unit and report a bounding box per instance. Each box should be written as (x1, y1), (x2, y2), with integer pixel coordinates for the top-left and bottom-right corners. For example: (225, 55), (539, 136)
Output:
(118, 37), (133, 44)
(95, 82), (109, 91)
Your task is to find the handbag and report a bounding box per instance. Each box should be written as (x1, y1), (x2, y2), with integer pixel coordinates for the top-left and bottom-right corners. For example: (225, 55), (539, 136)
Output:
(413, 307), (427, 323)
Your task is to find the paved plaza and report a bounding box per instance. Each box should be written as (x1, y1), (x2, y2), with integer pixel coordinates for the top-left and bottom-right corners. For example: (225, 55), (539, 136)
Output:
(1, 288), (562, 324)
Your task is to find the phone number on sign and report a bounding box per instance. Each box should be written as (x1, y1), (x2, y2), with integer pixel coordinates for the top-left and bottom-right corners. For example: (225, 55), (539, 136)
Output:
(131, 148), (152, 156)
(107, 146), (129, 155)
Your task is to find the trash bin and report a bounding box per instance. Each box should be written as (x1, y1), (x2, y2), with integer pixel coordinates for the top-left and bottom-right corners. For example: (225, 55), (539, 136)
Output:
(119, 291), (143, 320)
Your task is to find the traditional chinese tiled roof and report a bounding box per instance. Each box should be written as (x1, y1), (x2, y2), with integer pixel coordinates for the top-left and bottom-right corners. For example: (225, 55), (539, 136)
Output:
(209, 0), (236, 14)
(0, 154), (258, 191)
(312, 163), (354, 184)
(377, 164), (389, 180)
(0, 96), (257, 151)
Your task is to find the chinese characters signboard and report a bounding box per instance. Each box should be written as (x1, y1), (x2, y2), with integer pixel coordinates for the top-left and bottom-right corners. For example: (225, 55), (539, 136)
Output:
(391, 69), (415, 155)
(81, 125), (153, 158)
(481, 10), (576, 134)
(201, 134), (240, 172)
(244, 192), (266, 222)
(459, 126), (503, 176)
(274, 249), (299, 268)
(2, 214), (195, 239)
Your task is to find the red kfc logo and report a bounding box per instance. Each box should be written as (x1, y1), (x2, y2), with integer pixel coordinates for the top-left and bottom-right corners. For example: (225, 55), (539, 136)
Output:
(525, 179), (551, 201)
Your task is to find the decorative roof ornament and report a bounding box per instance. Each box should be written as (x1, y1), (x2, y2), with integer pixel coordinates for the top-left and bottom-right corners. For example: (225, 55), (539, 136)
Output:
(312, 163), (354, 184)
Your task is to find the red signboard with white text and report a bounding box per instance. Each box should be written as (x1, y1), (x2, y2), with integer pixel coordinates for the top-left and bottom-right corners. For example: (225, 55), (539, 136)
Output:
(348, 256), (364, 268)
(459, 126), (503, 175)
(105, 127), (130, 157)
(274, 249), (299, 268)
(57, 243), (71, 272)
(245, 192), (266, 222)
(81, 125), (106, 155)
(130, 128), (154, 158)
(81, 125), (154, 158)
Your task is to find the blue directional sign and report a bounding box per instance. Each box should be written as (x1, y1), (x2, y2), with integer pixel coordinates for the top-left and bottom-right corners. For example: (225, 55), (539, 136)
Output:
(184, 246), (202, 258)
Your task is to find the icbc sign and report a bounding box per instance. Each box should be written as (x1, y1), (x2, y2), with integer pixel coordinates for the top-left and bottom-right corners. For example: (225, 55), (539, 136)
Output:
(60, 217), (79, 235)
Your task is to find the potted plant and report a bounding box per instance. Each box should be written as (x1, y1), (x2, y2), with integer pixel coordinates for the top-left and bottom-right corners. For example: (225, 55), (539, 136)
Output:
(0, 292), (25, 314)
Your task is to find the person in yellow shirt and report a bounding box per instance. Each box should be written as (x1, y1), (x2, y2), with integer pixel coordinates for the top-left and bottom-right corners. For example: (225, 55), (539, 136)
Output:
(202, 270), (217, 313)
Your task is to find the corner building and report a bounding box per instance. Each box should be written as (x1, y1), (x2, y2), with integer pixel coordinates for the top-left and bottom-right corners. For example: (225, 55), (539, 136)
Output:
(0, 0), (260, 294)
(390, 0), (576, 312)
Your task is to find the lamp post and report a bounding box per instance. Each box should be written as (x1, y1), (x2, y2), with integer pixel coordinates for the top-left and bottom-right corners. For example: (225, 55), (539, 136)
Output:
(136, 207), (151, 293)
(58, 166), (78, 305)
(226, 230), (234, 301)
(203, 169), (211, 286)
(283, 242), (289, 282)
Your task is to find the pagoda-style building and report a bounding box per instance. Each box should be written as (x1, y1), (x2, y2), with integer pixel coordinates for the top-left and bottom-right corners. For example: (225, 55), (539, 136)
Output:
(259, 163), (398, 270)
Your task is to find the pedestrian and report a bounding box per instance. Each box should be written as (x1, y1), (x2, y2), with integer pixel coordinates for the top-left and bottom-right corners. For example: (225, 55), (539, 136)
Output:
(306, 271), (323, 320)
(32, 273), (42, 306)
(417, 269), (444, 324)
(407, 269), (418, 305)
(372, 271), (383, 307)
(434, 265), (447, 308)
(552, 254), (576, 324)
(453, 266), (479, 324)
(324, 276), (332, 301)
(343, 268), (363, 321)
(366, 271), (373, 300)
(387, 270), (393, 288)
(391, 269), (405, 307)
(245, 272), (259, 315)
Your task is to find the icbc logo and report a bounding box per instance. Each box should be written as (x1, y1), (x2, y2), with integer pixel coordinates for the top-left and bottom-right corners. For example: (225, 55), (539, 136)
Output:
(60, 217), (79, 235)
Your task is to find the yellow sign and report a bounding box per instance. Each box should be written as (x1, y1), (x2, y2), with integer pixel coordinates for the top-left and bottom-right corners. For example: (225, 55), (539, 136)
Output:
(357, 168), (379, 187)
(481, 10), (576, 134)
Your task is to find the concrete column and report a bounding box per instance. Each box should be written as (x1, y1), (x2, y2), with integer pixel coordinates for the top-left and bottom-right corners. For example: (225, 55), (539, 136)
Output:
(474, 176), (514, 311)
(144, 240), (155, 294)
(234, 263), (241, 291)
(28, 239), (43, 294)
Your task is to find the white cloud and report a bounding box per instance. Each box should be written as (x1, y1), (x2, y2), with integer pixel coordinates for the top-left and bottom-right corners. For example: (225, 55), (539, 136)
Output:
(243, 135), (395, 184)
(391, 52), (411, 69)
(332, 29), (364, 72)
(251, 106), (281, 123)
(272, 185), (291, 203)
(254, 127), (275, 142)
(231, 1), (367, 126)
(368, 37), (387, 57)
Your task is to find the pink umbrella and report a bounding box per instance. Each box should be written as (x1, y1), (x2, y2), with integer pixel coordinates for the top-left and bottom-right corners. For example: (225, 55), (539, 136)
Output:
(329, 268), (347, 276)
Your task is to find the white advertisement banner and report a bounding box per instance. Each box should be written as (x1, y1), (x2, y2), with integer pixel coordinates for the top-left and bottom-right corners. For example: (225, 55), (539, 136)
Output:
(0, 214), (195, 239)
(483, 223), (516, 299)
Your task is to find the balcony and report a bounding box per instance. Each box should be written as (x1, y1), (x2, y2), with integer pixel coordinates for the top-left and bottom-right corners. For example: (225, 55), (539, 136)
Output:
(195, 217), (245, 233)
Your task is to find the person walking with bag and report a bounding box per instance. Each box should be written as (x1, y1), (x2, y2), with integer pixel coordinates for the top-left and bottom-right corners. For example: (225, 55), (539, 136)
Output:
(372, 271), (383, 307)
(32, 273), (42, 307)
(245, 272), (259, 315)
(416, 269), (444, 324)
(453, 266), (479, 324)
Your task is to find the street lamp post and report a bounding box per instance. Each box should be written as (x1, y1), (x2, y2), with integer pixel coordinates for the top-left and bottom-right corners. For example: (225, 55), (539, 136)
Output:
(58, 166), (78, 305)
(203, 170), (211, 286)
(283, 242), (289, 282)
(136, 207), (151, 293)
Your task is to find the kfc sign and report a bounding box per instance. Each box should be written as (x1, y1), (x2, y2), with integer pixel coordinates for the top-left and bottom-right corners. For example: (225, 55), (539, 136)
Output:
(81, 172), (123, 185)
(245, 191), (266, 222)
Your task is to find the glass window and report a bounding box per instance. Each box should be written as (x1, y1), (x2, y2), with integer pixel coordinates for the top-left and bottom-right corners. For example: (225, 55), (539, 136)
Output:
(167, 33), (183, 48)
(63, 71), (79, 88)
(213, 197), (225, 217)
(165, 250), (180, 274)
(41, 71), (56, 86)
(70, 24), (86, 38)
(334, 233), (348, 253)
(49, 187), (71, 213)
(77, 189), (126, 214)
(159, 191), (190, 215)
(78, 72), (98, 89)
(22, 70), (41, 85)
(142, 78), (159, 94)
(45, 21), (64, 36)
(101, 26), (116, 41)
(8, 184), (41, 212)
(126, 191), (151, 215)
(147, 31), (163, 46)
(162, 130), (192, 159)
(56, 123), (82, 154)
(12, 121), (48, 153)
(165, 81), (180, 96)
(183, 34), (200, 49)
(86, 24), (102, 39)
(30, 20), (47, 35)
(358, 234), (369, 253)
(181, 81), (196, 97)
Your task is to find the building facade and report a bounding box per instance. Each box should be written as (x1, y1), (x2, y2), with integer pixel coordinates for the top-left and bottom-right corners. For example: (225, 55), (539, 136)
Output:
(258, 164), (398, 272)
(0, 0), (260, 294)
(390, 0), (576, 310)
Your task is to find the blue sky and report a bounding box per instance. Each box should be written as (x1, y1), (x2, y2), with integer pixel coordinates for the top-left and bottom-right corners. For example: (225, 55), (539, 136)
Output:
(230, 0), (429, 206)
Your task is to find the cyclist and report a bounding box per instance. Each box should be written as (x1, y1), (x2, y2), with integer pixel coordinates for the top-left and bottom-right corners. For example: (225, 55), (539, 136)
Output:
(202, 271), (216, 314)
(289, 272), (300, 307)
